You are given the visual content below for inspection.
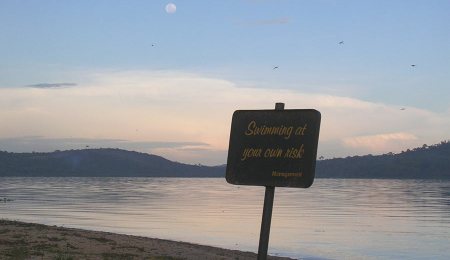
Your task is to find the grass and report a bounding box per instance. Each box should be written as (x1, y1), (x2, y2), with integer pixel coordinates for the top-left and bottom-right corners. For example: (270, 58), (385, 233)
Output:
(0, 228), (11, 235)
(149, 257), (182, 260)
(86, 236), (116, 244)
(4, 246), (29, 259)
(114, 245), (145, 252)
(31, 242), (59, 252)
(54, 253), (75, 260)
(0, 236), (78, 260)
(48, 236), (66, 242)
(100, 254), (180, 260)
(101, 252), (137, 260)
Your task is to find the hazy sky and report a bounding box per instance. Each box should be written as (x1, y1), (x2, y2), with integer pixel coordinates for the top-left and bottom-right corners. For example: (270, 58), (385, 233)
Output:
(1, 1), (449, 165)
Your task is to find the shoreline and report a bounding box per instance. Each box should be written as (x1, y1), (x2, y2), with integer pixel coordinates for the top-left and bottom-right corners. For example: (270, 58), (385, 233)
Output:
(0, 219), (294, 259)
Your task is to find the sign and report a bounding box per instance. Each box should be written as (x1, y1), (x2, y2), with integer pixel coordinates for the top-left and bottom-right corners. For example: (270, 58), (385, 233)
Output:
(226, 109), (321, 188)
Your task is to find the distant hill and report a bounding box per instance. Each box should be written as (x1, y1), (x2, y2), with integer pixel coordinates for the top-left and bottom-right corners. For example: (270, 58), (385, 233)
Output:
(1, 141), (449, 179)
(316, 141), (450, 179)
(0, 149), (223, 177)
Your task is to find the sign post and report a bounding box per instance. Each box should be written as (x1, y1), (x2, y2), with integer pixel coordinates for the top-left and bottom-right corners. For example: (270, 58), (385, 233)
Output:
(226, 103), (321, 259)
(257, 103), (284, 259)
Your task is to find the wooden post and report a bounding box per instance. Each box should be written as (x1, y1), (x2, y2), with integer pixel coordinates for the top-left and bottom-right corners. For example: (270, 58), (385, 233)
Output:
(257, 186), (275, 260)
(257, 102), (284, 260)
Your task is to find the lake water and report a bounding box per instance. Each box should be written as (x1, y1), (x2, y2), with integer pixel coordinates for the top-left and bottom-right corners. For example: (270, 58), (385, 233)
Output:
(1, 178), (449, 259)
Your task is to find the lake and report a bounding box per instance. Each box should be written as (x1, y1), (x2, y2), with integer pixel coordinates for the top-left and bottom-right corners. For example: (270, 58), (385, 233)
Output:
(1, 178), (449, 259)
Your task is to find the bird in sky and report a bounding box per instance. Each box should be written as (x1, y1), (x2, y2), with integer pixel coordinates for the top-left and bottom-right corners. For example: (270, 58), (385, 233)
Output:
(339, 41), (344, 44)
(400, 108), (406, 110)
(411, 64), (416, 67)
(273, 66), (279, 70)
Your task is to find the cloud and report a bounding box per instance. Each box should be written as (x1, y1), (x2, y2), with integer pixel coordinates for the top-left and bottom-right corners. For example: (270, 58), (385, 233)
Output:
(27, 83), (77, 89)
(1, 70), (449, 164)
(0, 136), (208, 154)
(343, 132), (418, 154)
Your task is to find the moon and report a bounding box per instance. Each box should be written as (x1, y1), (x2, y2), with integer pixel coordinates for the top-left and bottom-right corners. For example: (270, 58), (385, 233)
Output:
(165, 3), (176, 14)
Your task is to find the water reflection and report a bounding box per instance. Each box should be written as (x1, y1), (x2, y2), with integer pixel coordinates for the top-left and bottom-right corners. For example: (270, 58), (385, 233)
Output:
(1, 178), (449, 259)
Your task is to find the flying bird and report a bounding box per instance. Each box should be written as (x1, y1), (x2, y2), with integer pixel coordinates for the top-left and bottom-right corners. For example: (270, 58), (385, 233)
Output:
(338, 41), (344, 44)
(400, 108), (406, 111)
(273, 66), (279, 70)
(411, 64), (416, 67)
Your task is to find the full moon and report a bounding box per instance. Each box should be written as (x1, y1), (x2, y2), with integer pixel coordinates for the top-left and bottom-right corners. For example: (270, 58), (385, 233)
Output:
(165, 3), (176, 14)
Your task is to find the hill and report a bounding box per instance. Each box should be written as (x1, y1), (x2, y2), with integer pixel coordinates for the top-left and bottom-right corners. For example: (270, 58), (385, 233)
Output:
(1, 141), (449, 179)
(0, 148), (223, 177)
(315, 141), (450, 179)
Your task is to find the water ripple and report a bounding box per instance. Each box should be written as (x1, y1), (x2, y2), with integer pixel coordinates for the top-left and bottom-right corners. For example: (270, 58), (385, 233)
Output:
(1, 177), (449, 260)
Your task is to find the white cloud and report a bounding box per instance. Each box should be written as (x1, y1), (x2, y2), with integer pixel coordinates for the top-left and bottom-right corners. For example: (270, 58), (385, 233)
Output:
(1, 70), (449, 164)
(343, 132), (418, 154)
(0, 136), (207, 154)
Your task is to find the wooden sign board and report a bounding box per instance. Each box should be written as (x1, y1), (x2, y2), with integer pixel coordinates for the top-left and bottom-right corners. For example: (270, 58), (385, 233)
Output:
(226, 109), (321, 188)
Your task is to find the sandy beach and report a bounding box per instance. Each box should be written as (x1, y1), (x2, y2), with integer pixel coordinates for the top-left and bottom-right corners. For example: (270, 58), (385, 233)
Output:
(0, 219), (293, 259)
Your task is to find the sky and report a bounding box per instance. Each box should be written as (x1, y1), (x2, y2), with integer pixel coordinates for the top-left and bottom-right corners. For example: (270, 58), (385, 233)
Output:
(0, 0), (449, 165)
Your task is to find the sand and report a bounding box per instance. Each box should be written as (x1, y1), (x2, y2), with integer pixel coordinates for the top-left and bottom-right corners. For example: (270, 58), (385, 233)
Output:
(0, 220), (294, 259)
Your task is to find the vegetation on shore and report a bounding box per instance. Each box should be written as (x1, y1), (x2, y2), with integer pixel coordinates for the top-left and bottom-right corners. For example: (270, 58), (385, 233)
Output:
(316, 140), (450, 179)
(0, 149), (223, 177)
